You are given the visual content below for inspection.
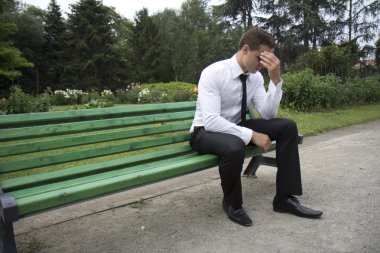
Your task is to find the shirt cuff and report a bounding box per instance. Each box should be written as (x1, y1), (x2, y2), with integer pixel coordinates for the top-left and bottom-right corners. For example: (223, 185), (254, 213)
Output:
(240, 127), (253, 145)
(268, 79), (283, 94)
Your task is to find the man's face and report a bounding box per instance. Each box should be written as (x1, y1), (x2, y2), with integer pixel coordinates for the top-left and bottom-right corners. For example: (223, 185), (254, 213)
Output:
(242, 45), (272, 73)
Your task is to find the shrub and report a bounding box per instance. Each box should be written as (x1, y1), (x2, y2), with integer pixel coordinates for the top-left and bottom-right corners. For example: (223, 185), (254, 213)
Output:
(84, 99), (114, 108)
(282, 70), (380, 111)
(0, 98), (7, 114)
(33, 95), (51, 112)
(119, 82), (197, 104)
(292, 45), (357, 77)
(115, 83), (142, 104)
(100, 89), (115, 102)
(51, 89), (88, 105)
(6, 86), (50, 114)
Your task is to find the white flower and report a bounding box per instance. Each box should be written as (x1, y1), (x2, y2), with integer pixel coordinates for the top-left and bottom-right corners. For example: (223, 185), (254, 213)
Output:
(138, 88), (150, 98)
(101, 90), (113, 96)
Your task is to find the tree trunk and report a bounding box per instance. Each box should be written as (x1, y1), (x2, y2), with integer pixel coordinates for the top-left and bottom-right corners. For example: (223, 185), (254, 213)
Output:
(348, 0), (352, 42)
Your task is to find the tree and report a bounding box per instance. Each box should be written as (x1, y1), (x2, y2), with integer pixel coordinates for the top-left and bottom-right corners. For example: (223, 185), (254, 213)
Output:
(292, 45), (357, 77)
(0, 22), (33, 81)
(4, 3), (49, 93)
(43, 0), (66, 88)
(256, 0), (349, 68)
(63, 0), (122, 90)
(0, 0), (33, 91)
(129, 8), (160, 83)
(375, 37), (380, 72)
(223, 0), (255, 29)
(153, 9), (180, 82)
(343, 0), (380, 44)
(172, 0), (215, 83)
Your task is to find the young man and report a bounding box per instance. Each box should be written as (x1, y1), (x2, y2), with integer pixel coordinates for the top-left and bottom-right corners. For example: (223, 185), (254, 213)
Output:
(189, 27), (322, 226)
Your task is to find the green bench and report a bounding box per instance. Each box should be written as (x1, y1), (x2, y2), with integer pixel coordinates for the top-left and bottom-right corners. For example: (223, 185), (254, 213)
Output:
(0, 101), (296, 252)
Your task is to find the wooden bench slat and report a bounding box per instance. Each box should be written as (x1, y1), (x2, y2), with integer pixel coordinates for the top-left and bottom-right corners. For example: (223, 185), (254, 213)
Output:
(0, 101), (196, 128)
(12, 153), (200, 199)
(1, 145), (193, 192)
(0, 111), (195, 141)
(0, 122), (192, 157)
(14, 154), (217, 216)
(0, 134), (191, 174)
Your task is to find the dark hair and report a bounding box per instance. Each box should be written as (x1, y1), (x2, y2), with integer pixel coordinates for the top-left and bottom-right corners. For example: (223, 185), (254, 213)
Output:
(238, 27), (276, 50)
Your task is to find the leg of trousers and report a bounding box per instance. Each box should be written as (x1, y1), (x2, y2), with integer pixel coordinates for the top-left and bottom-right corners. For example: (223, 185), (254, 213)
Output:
(189, 118), (303, 208)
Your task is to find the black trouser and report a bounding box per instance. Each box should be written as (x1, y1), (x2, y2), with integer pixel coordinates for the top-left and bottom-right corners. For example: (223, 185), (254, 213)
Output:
(189, 118), (303, 208)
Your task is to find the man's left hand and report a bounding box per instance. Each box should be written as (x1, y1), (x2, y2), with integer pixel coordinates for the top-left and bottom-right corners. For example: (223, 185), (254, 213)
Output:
(260, 51), (281, 85)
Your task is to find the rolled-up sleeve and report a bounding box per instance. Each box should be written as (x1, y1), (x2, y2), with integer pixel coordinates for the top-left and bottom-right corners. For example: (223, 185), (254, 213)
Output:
(252, 77), (282, 120)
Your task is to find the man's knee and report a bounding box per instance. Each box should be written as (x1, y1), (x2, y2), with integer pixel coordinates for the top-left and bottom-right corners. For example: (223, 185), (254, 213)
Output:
(222, 140), (245, 160)
(281, 118), (298, 134)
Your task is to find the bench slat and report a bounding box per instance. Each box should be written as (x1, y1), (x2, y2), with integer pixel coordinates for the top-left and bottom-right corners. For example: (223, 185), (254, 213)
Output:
(0, 111), (194, 141)
(0, 101), (196, 128)
(0, 122), (192, 157)
(0, 134), (191, 174)
(12, 153), (200, 199)
(15, 154), (217, 216)
(1, 145), (193, 192)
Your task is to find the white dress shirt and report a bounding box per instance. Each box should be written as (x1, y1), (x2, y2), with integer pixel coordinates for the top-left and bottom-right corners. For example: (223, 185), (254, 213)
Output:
(190, 54), (283, 145)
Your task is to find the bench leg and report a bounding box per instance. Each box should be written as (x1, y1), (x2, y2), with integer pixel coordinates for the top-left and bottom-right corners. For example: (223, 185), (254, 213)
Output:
(0, 219), (17, 253)
(0, 193), (19, 253)
(243, 155), (277, 178)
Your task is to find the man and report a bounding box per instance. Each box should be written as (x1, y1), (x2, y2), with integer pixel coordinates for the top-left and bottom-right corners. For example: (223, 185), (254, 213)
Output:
(189, 27), (322, 226)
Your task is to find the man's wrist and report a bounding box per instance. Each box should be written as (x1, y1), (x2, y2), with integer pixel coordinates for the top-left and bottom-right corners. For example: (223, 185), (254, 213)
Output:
(271, 77), (281, 86)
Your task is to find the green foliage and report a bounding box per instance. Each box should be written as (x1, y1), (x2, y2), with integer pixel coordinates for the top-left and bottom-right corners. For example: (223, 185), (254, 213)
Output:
(3, 4), (47, 90)
(5, 85), (50, 114)
(376, 38), (380, 72)
(292, 45), (357, 77)
(43, 0), (66, 86)
(62, 0), (124, 90)
(129, 8), (160, 83)
(0, 97), (7, 114)
(115, 82), (197, 104)
(0, 15), (34, 81)
(282, 69), (380, 111)
(84, 99), (114, 108)
(1, 0), (378, 95)
(223, 0), (253, 29)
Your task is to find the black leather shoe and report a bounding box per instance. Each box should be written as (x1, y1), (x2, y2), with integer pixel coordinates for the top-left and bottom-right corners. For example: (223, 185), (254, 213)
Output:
(273, 195), (323, 218)
(222, 199), (252, 226)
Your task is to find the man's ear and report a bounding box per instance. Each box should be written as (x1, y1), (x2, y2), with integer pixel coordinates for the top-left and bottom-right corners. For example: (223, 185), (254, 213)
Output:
(242, 44), (251, 55)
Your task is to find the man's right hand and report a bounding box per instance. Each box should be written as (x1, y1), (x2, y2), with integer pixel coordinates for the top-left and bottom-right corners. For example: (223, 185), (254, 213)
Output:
(252, 131), (272, 151)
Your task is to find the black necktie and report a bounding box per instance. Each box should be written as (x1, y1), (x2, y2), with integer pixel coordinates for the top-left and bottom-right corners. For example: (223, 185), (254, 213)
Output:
(239, 74), (248, 124)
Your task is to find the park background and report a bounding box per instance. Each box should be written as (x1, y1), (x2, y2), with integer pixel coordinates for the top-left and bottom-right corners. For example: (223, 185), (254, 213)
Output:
(0, 0), (379, 115)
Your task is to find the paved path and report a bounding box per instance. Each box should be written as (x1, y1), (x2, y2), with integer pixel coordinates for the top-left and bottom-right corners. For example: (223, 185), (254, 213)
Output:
(15, 120), (380, 253)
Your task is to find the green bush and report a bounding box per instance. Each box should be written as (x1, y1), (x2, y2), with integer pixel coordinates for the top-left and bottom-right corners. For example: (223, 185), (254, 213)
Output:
(6, 86), (50, 114)
(282, 70), (380, 111)
(51, 89), (88, 105)
(292, 45), (357, 77)
(84, 99), (114, 108)
(115, 82), (197, 104)
(0, 98), (7, 114)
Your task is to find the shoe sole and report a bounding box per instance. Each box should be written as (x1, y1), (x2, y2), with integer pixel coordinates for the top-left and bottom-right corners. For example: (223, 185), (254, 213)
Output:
(227, 214), (253, 226)
(273, 206), (323, 219)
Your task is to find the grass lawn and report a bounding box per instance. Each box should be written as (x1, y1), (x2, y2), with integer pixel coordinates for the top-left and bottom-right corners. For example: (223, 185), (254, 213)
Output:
(276, 104), (380, 136)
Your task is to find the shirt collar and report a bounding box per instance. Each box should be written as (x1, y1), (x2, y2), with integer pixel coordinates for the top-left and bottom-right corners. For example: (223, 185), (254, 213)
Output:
(231, 54), (249, 80)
